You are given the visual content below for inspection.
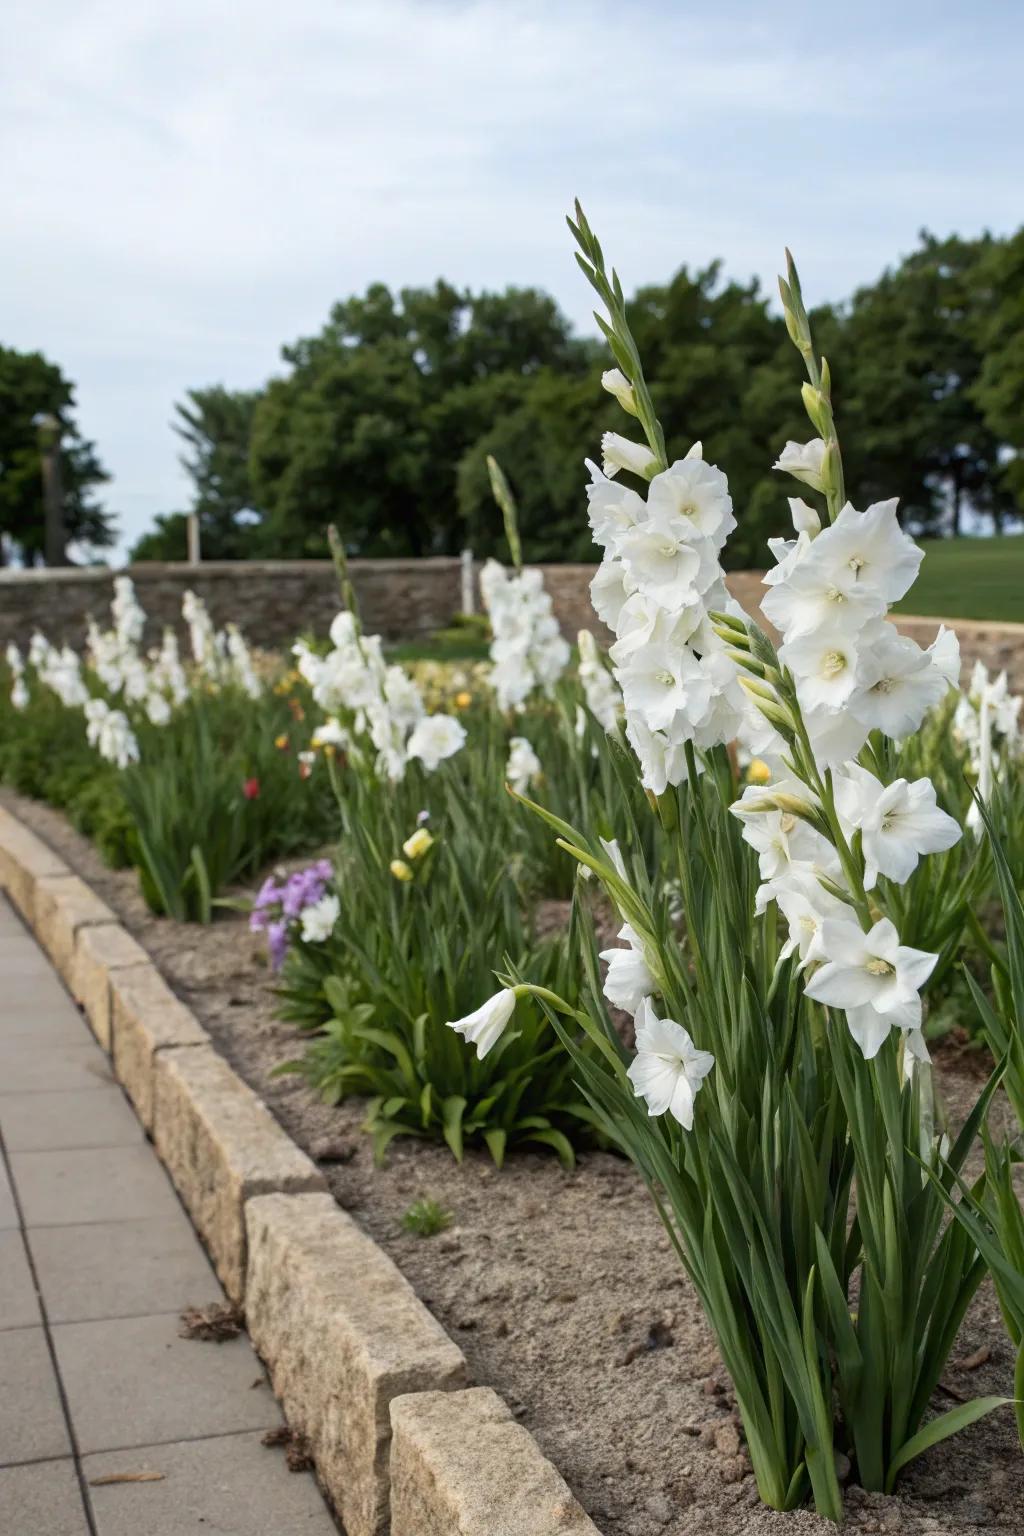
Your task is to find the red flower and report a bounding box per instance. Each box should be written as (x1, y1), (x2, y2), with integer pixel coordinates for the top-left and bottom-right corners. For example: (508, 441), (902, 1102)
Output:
(242, 777), (261, 800)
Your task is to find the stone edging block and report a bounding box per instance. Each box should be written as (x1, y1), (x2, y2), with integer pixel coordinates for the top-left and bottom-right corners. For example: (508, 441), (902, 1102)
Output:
(110, 964), (210, 1131)
(0, 807), (69, 922)
(70, 922), (151, 1050)
(245, 1192), (468, 1536)
(153, 1047), (326, 1301)
(32, 873), (117, 978)
(389, 1387), (602, 1536)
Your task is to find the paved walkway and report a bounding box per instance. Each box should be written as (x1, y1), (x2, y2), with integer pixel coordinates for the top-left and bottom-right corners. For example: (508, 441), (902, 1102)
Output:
(0, 894), (339, 1535)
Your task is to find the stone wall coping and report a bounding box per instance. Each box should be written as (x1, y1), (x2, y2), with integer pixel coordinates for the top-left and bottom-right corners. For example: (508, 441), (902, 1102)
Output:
(0, 802), (603, 1535)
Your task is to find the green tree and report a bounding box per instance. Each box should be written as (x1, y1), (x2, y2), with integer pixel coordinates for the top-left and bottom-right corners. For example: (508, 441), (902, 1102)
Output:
(249, 282), (585, 557)
(834, 232), (1014, 536)
(972, 228), (1024, 520)
(0, 346), (114, 564)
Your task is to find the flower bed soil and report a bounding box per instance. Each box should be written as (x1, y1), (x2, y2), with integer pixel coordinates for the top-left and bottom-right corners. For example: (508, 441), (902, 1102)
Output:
(6, 784), (1022, 1536)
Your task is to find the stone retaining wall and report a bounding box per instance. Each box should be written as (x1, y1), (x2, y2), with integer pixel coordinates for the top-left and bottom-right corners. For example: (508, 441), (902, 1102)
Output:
(1, 560), (1022, 689)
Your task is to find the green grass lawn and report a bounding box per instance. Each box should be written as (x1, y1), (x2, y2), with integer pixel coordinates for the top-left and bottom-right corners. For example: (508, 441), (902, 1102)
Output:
(892, 535), (1024, 624)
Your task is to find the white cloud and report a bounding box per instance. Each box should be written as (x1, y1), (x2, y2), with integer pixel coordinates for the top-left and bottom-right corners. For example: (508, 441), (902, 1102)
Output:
(2, 0), (1021, 554)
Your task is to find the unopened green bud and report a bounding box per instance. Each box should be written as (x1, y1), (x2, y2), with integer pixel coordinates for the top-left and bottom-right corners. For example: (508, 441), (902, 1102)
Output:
(801, 382), (828, 436)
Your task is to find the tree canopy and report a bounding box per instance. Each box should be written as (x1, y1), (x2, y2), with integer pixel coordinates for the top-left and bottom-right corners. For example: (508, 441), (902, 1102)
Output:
(0, 346), (114, 565)
(131, 228), (1024, 567)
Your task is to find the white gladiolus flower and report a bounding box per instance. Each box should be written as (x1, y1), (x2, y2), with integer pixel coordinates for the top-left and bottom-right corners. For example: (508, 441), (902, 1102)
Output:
(601, 368), (639, 415)
(805, 916), (937, 1057)
(602, 432), (659, 480)
(506, 735), (542, 794)
(481, 558), (569, 711)
(600, 923), (657, 1015)
(406, 714), (467, 771)
(805, 500), (922, 605)
(761, 556), (886, 640)
(589, 557), (632, 631)
(623, 711), (689, 797)
(646, 457), (736, 550)
(447, 988), (517, 1059)
(928, 625), (962, 690)
(779, 631), (863, 710)
(773, 874), (844, 969)
(11, 677), (29, 710)
(300, 893), (340, 944)
(586, 469), (646, 554)
(833, 763), (961, 889)
(618, 642), (714, 734)
(626, 997), (715, 1129)
(577, 630), (623, 732)
(774, 437), (827, 491)
(851, 623), (951, 739)
(731, 782), (827, 883)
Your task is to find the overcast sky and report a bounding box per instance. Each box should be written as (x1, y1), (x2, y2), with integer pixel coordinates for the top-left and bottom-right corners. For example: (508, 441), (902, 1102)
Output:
(4, 0), (1023, 559)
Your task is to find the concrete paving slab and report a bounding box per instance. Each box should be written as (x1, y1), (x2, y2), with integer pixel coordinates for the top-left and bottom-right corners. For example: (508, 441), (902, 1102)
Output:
(0, 1036), (115, 1093)
(31, 1217), (223, 1324)
(0, 1087), (144, 1152)
(0, 1229), (41, 1330)
(0, 1327), (72, 1465)
(83, 1431), (339, 1534)
(0, 1458), (89, 1535)
(0, 1159), (16, 1229)
(10, 1148), (181, 1228)
(10, 1144), (183, 1228)
(52, 1312), (283, 1454)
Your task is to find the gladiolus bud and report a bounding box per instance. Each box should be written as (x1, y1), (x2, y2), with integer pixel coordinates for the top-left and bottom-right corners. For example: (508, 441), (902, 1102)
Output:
(601, 368), (639, 417)
(389, 859), (414, 882)
(801, 382), (828, 436)
(402, 828), (434, 860)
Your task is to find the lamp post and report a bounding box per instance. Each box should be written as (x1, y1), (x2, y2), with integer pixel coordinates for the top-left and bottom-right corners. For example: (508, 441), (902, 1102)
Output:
(35, 412), (67, 567)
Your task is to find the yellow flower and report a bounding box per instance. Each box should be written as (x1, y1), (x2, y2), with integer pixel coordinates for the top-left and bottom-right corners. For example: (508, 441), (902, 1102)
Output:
(454, 691), (472, 709)
(389, 859), (414, 882)
(747, 758), (772, 785)
(402, 828), (434, 860)
(274, 733), (289, 750)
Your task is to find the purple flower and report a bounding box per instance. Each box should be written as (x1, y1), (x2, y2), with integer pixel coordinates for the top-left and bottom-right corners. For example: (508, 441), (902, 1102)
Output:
(267, 919), (289, 972)
(416, 809), (430, 825)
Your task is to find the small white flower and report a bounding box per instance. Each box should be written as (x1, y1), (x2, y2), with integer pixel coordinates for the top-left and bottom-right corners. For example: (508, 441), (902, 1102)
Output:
(300, 893), (340, 944)
(601, 432), (659, 480)
(406, 714), (467, 771)
(447, 988), (517, 1059)
(600, 923), (656, 1015)
(627, 997), (715, 1129)
(833, 762), (961, 889)
(774, 438), (827, 492)
(506, 735), (542, 794)
(804, 916), (937, 1057)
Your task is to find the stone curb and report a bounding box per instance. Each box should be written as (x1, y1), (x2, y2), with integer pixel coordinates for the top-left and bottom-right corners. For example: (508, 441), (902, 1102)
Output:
(390, 1387), (602, 1536)
(246, 1192), (468, 1535)
(0, 804), (604, 1535)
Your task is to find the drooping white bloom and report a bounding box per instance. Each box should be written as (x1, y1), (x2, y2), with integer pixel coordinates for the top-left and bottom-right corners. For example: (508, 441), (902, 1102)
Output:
(446, 988), (517, 1060)
(774, 437), (827, 492)
(300, 893), (340, 944)
(602, 432), (659, 480)
(730, 782), (828, 884)
(506, 735), (542, 794)
(406, 714), (467, 771)
(600, 923), (656, 1015)
(833, 763), (961, 889)
(626, 997), (715, 1130)
(804, 916), (937, 1058)
(773, 873), (844, 970)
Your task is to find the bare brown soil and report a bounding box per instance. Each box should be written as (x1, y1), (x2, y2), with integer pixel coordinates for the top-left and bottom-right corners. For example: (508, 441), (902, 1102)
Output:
(7, 786), (1022, 1535)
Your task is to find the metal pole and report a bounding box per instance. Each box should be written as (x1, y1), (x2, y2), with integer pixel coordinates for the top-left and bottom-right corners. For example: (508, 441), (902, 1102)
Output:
(186, 513), (201, 565)
(460, 548), (475, 615)
(36, 414), (67, 567)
